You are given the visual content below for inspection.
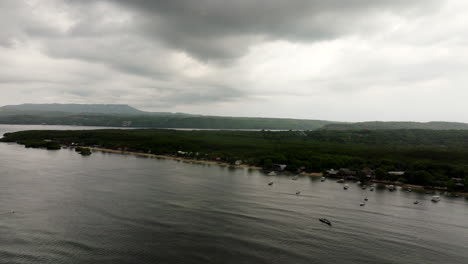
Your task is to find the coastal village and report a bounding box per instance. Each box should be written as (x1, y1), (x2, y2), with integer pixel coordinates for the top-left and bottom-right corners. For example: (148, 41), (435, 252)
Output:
(64, 141), (465, 194)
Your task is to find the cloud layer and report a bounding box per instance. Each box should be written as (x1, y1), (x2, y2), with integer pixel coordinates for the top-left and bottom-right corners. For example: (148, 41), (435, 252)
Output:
(1, 0), (467, 121)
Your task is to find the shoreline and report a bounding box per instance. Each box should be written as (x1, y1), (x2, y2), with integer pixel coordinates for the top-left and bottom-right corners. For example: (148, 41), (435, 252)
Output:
(88, 147), (325, 177)
(88, 147), (264, 170)
(87, 147), (467, 196)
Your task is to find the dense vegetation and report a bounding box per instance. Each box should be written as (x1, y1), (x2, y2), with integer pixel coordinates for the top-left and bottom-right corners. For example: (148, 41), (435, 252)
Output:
(322, 121), (468, 130)
(2, 129), (468, 192)
(0, 110), (335, 130)
(3, 104), (468, 131)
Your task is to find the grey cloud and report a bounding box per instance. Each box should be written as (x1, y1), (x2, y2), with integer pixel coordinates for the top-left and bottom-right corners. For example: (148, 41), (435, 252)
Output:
(103, 0), (439, 61)
(158, 84), (245, 106)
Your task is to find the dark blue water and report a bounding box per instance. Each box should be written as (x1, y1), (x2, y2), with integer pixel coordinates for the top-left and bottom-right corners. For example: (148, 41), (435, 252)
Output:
(0, 125), (467, 264)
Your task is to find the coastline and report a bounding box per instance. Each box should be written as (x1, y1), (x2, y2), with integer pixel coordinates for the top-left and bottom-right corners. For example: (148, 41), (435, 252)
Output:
(88, 147), (325, 177)
(85, 147), (468, 196)
(88, 147), (264, 170)
(81, 148), (467, 196)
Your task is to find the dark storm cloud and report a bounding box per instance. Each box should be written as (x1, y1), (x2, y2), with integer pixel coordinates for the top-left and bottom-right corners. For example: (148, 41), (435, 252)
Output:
(101, 0), (437, 61)
(61, 0), (439, 63)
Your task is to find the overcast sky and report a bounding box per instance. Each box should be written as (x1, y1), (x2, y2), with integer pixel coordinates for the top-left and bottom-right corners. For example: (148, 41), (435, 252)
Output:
(1, 0), (467, 122)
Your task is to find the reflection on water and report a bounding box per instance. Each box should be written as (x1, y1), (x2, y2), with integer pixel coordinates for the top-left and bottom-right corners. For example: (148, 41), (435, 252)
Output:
(0, 125), (467, 264)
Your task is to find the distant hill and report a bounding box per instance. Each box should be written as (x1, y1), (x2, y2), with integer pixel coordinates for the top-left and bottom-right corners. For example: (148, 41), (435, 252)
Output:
(0, 104), (144, 115)
(3, 104), (468, 131)
(0, 104), (336, 130)
(322, 121), (468, 130)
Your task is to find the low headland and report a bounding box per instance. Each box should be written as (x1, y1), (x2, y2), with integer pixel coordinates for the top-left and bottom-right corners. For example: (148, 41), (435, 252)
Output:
(1, 128), (467, 194)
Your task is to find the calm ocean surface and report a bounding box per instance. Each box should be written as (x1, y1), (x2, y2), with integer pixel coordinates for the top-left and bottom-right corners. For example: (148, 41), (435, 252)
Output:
(0, 125), (467, 264)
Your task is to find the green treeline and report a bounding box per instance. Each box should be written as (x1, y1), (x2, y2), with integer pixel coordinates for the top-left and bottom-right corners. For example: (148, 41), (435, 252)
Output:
(0, 112), (333, 130)
(2, 129), (468, 191)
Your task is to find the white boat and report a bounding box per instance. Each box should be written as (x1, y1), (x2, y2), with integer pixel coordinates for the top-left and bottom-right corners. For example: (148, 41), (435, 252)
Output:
(343, 184), (349, 190)
(320, 177), (326, 182)
(431, 195), (441, 202)
(360, 202), (365, 206)
(267, 171), (276, 176)
(337, 179), (345, 183)
(388, 185), (395, 192)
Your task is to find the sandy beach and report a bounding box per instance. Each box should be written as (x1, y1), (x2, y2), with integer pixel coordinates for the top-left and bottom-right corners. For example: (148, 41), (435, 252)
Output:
(88, 147), (264, 170)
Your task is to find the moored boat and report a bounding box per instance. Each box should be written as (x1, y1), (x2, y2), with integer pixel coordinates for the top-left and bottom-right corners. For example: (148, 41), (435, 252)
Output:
(431, 195), (441, 202)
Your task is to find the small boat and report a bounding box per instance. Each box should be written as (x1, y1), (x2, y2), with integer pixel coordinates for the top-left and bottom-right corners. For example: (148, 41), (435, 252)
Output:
(370, 187), (374, 191)
(388, 185), (395, 192)
(360, 202), (365, 206)
(267, 171), (276, 176)
(361, 185), (367, 190)
(320, 177), (326, 182)
(268, 181), (274, 186)
(296, 191), (301, 195)
(319, 218), (332, 226)
(292, 176), (299, 180)
(337, 179), (345, 183)
(343, 184), (349, 190)
(407, 187), (412, 192)
(414, 201), (419, 204)
(431, 195), (441, 202)
(364, 197), (368, 201)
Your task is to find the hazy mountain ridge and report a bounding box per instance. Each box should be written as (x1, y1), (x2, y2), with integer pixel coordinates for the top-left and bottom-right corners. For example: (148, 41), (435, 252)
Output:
(0, 104), (335, 130)
(0, 103), (145, 115)
(2, 104), (468, 130)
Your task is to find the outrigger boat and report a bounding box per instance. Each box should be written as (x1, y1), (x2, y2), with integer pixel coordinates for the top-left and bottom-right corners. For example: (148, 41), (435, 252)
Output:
(319, 218), (332, 226)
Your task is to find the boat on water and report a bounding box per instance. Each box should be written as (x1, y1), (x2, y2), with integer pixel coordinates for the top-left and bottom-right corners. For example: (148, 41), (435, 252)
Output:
(431, 195), (441, 202)
(370, 187), (374, 191)
(414, 201), (419, 204)
(360, 202), (365, 206)
(268, 181), (274, 186)
(337, 179), (345, 183)
(361, 185), (367, 190)
(407, 187), (412, 192)
(267, 171), (277, 176)
(296, 191), (301, 195)
(319, 218), (332, 226)
(320, 177), (326, 182)
(343, 184), (349, 190)
(388, 185), (395, 192)
(356, 181), (361, 185)
(364, 197), (368, 201)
